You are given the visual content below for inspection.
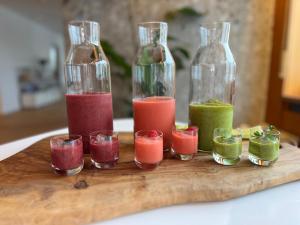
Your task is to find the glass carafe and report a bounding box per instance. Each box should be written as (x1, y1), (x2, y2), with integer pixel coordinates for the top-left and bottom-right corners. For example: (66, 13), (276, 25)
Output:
(132, 22), (176, 150)
(64, 20), (113, 153)
(189, 22), (236, 152)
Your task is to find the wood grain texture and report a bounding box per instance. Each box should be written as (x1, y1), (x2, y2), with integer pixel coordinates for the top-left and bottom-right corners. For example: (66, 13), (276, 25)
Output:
(1, 132), (300, 225)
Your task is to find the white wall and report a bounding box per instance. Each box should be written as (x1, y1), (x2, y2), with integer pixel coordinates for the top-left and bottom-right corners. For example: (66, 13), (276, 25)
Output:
(0, 6), (64, 114)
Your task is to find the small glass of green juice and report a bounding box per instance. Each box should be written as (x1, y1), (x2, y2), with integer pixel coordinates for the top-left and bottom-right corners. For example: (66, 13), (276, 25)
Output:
(248, 126), (280, 166)
(212, 128), (242, 165)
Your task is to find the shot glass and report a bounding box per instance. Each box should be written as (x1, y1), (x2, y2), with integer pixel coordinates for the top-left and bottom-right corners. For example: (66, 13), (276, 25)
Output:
(248, 126), (280, 166)
(89, 130), (119, 169)
(134, 130), (163, 170)
(50, 135), (84, 176)
(212, 128), (242, 165)
(171, 126), (198, 160)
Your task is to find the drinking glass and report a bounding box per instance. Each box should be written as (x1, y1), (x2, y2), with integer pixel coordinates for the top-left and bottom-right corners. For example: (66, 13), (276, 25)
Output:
(248, 126), (280, 166)
(89, 130), (119, 169)
(212, 128), (242, 165)
(134, 130), (163, 170)
(50, 135), (84, 175)
(171, 127), (198, 160)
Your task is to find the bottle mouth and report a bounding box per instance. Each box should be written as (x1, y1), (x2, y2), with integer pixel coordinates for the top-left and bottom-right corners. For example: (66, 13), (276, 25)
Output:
(199, 21), (230, 29)
(138, 21), (168, 45)
(68, 20), (100, 45)
(199, 21), (231, 44)
(138, 21), (168, 29)
(69, 20), (99, 27)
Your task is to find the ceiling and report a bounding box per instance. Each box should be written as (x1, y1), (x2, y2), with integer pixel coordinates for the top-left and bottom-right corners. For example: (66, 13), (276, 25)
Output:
(0, 0), (63, 33)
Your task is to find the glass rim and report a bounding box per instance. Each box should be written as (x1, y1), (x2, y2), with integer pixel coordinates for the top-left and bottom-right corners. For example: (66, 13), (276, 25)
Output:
(89, 130), (118, 138)
(138, 21), (168, 28)
(250, 126), (280, 137)
(173, 126), (198, 135)
(50, 134), (82, 144)
(263, 128), (280, 137)
(135, 130), (163, 138)
(213, 128), (242, 137)
(68, 20), (99, 26)
(199, 21), (231, 29)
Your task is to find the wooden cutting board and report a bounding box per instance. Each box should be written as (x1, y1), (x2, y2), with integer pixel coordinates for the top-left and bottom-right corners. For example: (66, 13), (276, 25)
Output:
(1, 132), (300, 225)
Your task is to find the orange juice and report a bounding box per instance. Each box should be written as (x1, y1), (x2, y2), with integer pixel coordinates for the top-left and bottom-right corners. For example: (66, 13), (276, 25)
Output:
(172, 129), (198, 155)
(133, 96), (175, 150)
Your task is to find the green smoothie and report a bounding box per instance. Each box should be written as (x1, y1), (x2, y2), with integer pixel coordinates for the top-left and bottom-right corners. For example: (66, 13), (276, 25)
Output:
(249, 136), (279, 161)
(189, 100), (233, 152)
(213, 136), (242, 159)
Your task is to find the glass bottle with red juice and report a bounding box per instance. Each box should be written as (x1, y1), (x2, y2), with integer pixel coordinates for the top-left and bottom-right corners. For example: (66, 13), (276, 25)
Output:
(64, 20), (113, 153)
(132, 22), (176, 151)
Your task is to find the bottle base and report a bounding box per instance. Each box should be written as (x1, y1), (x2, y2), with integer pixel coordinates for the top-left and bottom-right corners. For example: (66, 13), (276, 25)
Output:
(52, 161), (84, 176)
(248, 153), (277, 166)
(212, 152), (240, 166)
(134, 159), (160, 170)
(92, 159), (118, 169)
(171, 148), (195, 160)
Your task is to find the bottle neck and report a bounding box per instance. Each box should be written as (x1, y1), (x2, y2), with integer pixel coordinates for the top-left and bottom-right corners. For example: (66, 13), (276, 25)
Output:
(199, 22), (230, 46)
(68, 20), (100, 46)
(138, 22), (168, 46)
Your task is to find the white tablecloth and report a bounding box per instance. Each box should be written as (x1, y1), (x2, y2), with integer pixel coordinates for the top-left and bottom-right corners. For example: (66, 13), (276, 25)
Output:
(1, 119), (300, 225)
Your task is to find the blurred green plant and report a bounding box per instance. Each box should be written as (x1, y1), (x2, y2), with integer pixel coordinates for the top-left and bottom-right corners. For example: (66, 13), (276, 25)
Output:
(166, 6), (203, 70)
(165, 6), (203, 21)
(170, 44), (190, 70)
(101, 40), (131, 79)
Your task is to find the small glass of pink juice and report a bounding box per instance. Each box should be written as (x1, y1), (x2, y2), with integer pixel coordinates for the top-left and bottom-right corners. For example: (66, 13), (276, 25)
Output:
(134, 130), (163, 170)
(50, 135), (84, 176)
(171, 126), (198, 160)
(89, 130), (119, 169)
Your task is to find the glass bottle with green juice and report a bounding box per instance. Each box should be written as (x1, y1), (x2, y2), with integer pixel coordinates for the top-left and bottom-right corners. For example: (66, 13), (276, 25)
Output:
(189, 22), (236, 152)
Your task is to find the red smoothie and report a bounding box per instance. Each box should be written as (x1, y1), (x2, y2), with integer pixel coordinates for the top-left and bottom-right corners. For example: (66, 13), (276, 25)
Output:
(65, 92), (113, 153)
(50, 136), (83, 171)
(90, 136), (119, 168)
(133, 97), (175, 150)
